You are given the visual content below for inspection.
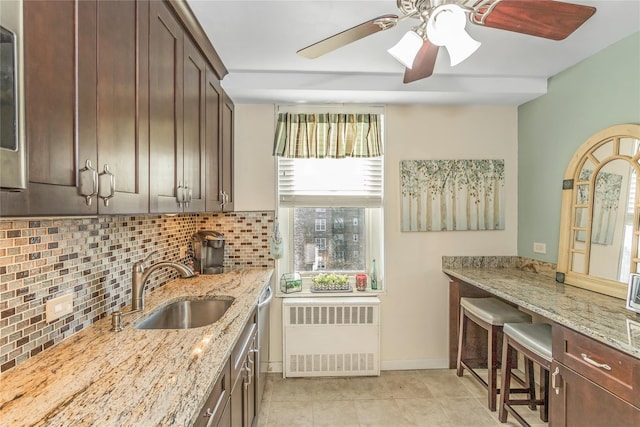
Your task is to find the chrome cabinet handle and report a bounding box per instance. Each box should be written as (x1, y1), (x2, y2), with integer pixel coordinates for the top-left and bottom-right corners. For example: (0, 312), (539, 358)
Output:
(244, 358), (253, 387)
(581, 353), (612, 371)
(98, 164), (116, 206)
(79, 159), (98, 205)
(219, 190), (225, 207)
(176, 182), (184, 207)
(205, 408), (214, 417)
(183, 183), (191, 208)
(551, 366), (561, 394)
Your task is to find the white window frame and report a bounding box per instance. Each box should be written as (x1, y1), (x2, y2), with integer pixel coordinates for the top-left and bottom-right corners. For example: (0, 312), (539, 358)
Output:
(315, 237), (327, 251)
(315, 218), (327, 232)
(274, 105), (385, 291)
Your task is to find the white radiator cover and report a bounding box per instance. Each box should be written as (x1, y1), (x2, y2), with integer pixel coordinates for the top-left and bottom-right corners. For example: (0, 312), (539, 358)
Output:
(283, 297), (380, 378)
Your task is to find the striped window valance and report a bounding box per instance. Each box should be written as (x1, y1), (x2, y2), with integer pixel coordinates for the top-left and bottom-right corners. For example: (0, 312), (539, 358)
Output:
(273, 113), (383, 158)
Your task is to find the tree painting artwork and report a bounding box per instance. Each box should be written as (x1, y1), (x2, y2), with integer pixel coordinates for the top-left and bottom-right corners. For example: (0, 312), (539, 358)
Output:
(400, 159), (506, 232)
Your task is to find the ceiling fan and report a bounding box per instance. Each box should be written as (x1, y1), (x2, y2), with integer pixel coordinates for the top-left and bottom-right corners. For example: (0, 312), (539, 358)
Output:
(297, 0), (596, 84)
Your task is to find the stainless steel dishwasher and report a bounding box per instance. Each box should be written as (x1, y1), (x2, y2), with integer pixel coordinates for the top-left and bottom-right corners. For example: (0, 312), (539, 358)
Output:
(256, 283), (273, 412)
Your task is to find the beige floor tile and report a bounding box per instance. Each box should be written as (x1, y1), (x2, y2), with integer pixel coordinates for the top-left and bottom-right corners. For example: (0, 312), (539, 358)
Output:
(382, 374), (435, 399)
(421, 372), (476, 398)
(267, 400), (313, 426)
(343, 375), (394, 400)
(438, 397), (499, 427)
(309, 377), (355, 401)
(395, 398), (455, 427)
(355, 398), (415, 426)
(270, 377), (317, 402)
(257, 370), (548, 427)
(312, 400), (360, 426)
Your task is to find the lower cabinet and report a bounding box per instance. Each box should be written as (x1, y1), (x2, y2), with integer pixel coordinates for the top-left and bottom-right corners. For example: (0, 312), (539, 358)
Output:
(194, 308), (257, 427)
(550, 324), (640, 426)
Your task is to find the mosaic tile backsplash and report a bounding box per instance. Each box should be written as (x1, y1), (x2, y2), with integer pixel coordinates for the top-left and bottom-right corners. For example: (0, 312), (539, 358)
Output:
(0, 212), (275, 373)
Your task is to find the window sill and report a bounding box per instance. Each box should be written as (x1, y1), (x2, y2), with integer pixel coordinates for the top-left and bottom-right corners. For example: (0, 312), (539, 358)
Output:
(276, 288), (385, 298)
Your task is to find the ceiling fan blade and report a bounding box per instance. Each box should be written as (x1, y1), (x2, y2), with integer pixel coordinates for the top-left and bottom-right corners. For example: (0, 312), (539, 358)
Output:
(403, 41), (439, 84)
(473, 0), (596, 40)
(297, 14), (398, 59)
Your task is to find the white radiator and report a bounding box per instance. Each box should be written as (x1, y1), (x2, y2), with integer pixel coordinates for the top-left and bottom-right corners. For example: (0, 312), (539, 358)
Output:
(283, 297), (380, 378)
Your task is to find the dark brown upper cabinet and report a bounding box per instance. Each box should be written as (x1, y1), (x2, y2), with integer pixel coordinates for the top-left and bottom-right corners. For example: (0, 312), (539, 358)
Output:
(204, 68), (234, 213)
(0, 0), (230, 217)
(149, 1), (211, 214)
(220, 92), (235, 212)
(205, 69), (222, 212)
(0, 0), (149, 216)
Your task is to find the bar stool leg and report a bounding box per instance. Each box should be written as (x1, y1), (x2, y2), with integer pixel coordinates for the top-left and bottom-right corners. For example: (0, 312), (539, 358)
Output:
(498, 334), (512, 423)
(540, 369), (549, 422)
(456, 307), (467, 377)
(488, 324), (499, 411)
(526, 359), (536, 410)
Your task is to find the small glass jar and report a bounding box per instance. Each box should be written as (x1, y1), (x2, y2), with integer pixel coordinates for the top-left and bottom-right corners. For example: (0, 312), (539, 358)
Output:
(356, 273), (367, 291)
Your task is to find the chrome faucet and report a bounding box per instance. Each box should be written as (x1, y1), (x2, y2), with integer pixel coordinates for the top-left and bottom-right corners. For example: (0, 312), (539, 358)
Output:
(131, 250), (195, 311)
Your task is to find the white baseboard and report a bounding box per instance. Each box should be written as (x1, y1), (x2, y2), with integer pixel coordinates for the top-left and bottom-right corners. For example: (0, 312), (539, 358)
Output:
(381, 358), (449, 371)
(267, 361), (283, 373)
(267, 359), (449, 374)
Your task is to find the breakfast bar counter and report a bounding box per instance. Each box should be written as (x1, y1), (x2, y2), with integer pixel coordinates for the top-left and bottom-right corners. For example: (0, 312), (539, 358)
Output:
(0, 268), (273, 427)
(442, 263), (640, 361)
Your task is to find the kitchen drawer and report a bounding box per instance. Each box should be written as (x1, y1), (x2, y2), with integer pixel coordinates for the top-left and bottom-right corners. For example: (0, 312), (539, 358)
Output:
(552, 323), (640, 407)
(194, 359), (231, 427)
(231, 308), (257, 384)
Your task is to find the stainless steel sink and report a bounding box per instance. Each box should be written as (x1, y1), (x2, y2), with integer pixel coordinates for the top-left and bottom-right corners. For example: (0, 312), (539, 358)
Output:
(134, 297), (234, 330)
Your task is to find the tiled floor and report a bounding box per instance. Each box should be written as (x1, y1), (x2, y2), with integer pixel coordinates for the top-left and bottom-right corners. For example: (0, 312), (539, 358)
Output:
(257, 369), (549, 427)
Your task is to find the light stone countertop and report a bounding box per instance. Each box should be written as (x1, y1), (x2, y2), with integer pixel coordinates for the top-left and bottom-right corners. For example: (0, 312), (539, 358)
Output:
(0, 268), (273, 427)
(443, 267), (640, 359)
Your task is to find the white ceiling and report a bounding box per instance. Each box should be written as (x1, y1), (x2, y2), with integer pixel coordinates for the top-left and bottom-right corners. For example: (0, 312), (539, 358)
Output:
(187, 0), (640, 105)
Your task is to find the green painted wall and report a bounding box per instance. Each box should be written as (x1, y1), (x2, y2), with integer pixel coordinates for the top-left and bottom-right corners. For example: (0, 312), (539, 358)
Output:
(518, 31), (640, 262)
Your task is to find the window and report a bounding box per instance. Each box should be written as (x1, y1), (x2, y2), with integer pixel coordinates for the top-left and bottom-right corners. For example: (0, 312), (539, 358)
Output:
(315, 237), (327, 251)
(277, 156), (383, 279)
(315, 219), (326, 231)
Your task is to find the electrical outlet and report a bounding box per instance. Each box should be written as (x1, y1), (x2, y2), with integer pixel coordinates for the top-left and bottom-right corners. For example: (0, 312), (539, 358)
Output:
(533, 242), (547, 254)
(45, 293), (74, 323)
(179, 246), (188, 259)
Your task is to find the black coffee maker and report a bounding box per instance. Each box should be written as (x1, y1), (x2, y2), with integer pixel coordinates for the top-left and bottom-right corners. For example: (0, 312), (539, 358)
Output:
(192, 231), (225, 274)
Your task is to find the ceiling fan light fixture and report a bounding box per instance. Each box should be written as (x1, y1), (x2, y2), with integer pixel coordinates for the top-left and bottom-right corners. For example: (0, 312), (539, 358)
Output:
(387, 30), (423, 69)
(427, 4), (481, 67)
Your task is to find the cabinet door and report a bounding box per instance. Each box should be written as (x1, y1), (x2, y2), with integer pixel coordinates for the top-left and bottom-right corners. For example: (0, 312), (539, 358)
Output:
(149, 0), (184, 213)
(205, 69), (222, 212)
(244, 336), (258, 427)
(220, 92), (234, 211)
(182, 36), (206, 212)
(1, 0), (96, 215)
(96, 0), (149, 214)
(550, 362), (640, 426)
(230, 374), (244, 427)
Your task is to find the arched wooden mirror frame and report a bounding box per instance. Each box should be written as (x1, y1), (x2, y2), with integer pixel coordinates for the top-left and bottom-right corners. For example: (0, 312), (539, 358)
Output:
(557, 123), (640, 299)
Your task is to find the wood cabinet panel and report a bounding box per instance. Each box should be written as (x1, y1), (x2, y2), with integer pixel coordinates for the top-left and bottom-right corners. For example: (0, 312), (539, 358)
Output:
(220, 93), (234, 211)
(1, 0), (96, 215)
(25, 0), (79, 187)
(149, 0), (184, 213)
(193, 359), (230, 427)
(95, 0), (149, 213)
(553, 323), (640, 407)
(205, 69), (222, 212)
(182, 36), (206, 212)
(550, 361), (640, 426)
(1, 0), (149, 216)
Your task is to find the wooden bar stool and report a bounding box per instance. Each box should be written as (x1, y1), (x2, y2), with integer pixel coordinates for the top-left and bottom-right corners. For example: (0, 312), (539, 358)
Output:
(456, 297), (532, 411)
(499, 322), (552, 426)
